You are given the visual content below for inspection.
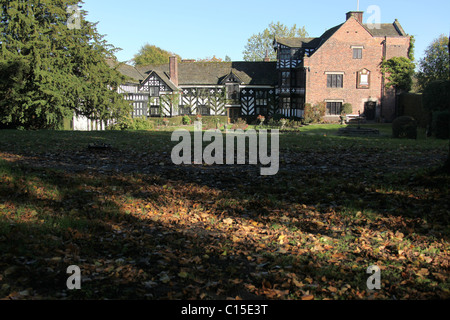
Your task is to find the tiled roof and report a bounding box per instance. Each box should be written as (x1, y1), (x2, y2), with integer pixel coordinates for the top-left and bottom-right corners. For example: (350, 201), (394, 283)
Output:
(274, 24), (343, 52)
(106, 60), (143, 83)
(132, 61), (278, 86)
(274, 18), (407, 52)
(274, 37), (321, 48)
(362, 20), (408, 37)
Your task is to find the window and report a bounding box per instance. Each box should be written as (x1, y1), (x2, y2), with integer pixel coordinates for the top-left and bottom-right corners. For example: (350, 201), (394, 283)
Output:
(226, 84), (239, 101)
(280, 48), (291, 60)
(255, 107), (268, 115)
(326, 102), (342, 115)
(292, 97), (304, 110)
(353, 48), (362, 59)
(327, 74), (343, 88)
(281, 71), (290, 86)
(149, 106), (160, 116)
(255, 91), (268, 106)
(357, 69), (371, 89)
(149, 97), (160, 116)
(198, 105), (210, 116)
(133, 102), (147, 118)
(149, 86), (159, 97)
(179, 106), (191, 115)
(281, 97), (291, 109)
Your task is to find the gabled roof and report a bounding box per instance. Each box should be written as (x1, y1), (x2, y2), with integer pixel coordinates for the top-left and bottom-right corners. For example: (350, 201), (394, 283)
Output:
(219, 71), (244, 84)
(125, 61), (277, 86)
(273, 23), (343, 53)
(274, 17), (408, 53)
(362, 20), (408, 37)
(139, 70), (179, 91)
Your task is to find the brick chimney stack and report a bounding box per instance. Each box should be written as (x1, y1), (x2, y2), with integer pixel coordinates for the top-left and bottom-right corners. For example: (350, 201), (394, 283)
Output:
(169, 56), (178, 87)
(346, 11), (364, 24)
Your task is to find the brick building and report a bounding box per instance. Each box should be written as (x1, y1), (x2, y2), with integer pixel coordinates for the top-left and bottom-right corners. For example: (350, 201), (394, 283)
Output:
(274, 11), (411, 122)
(73, 11), (411, 129)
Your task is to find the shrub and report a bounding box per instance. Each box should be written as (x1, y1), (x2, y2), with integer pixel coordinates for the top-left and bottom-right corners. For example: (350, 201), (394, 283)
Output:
(182, 115), (191, 125)
(303, 102), (326, 124)
(231, 118), (248, 130)
(271, 113), (285, 121)
(392, 116), (417, 139)
(107, 116), (155, 130)
(257, 115), (265, 126)
(132, 117), (155, 130)
(432, 110), (450, 139)
(341, 103), (353, 115)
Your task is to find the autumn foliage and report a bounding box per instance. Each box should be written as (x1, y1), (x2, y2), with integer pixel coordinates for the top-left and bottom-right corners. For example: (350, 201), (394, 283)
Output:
(0, 129), (449, 300)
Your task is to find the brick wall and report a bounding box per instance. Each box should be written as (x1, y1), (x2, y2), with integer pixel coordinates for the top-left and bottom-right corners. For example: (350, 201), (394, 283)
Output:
(303, 18), (410, 121)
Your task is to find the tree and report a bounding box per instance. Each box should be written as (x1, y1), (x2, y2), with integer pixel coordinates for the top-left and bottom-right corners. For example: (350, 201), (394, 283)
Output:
(381, 56), (416, 92)
(132, 44), (181, 66)
(243, 22), (308, 62)
(196, 55), (223, 62)
(443, 35), (450, 173)
(416, 34), (450, 91)
(422, 35), (450, 174)
(0, 0), (131, 129)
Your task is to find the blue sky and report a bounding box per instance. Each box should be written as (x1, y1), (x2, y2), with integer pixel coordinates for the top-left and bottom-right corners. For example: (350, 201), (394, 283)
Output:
(81, 0), (449, 64)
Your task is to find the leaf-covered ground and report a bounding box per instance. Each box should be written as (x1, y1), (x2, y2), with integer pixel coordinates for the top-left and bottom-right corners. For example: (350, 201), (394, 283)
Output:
(0, 126), (449, 300)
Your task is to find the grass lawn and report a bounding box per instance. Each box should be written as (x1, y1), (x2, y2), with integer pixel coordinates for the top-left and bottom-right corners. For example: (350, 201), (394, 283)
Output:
(0, 124), (449, 300)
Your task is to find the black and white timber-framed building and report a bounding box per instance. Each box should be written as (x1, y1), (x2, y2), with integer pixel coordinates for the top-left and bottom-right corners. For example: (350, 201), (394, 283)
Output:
(72, 11), (411, 130)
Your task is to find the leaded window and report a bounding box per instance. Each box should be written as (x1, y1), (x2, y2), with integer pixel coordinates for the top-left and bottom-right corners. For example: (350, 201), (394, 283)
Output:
(327, 74), (343, 88)
(279, 48), (291, 60)
(353, 48), (363, 59)
(149, 86), (160, 97)
(281, 72), (290, 87)
(198, 105), (210, 116)
(179, 106), (191, 115)
(255, 91), (268, 106)
(326, 102), (342, 115)
(281, 97), (291, 109)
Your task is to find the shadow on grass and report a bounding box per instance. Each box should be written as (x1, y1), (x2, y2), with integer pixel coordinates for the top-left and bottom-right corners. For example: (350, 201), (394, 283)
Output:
(1, 154), (449, 300)
(0, 128), (449, 299)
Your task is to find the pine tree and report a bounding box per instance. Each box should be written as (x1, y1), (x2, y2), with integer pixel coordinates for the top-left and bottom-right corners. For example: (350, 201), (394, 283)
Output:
(0, 0), (131, 129)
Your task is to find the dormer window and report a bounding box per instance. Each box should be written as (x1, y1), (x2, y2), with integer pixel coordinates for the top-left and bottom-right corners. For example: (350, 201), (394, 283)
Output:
(357, 69), (371, 89)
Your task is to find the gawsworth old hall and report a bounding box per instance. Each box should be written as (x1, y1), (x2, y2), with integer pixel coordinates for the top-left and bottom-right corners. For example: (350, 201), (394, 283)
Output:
(73, 11), (411, 130)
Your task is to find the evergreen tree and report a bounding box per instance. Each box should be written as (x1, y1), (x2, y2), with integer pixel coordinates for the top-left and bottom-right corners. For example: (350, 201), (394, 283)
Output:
(0, 0), (131, 129)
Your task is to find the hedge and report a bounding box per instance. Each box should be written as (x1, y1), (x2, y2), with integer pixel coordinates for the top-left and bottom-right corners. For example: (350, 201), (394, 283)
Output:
(432, 110), (450, 139)
(397, 93), (429, 128)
